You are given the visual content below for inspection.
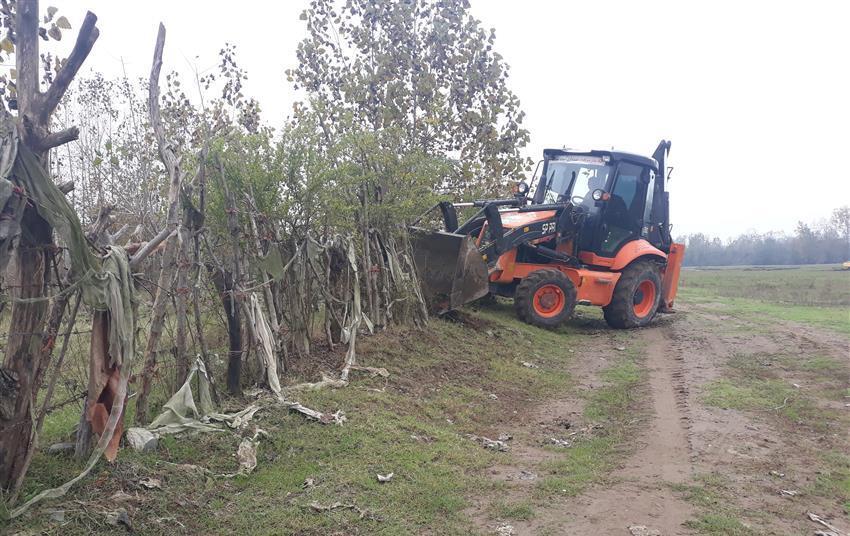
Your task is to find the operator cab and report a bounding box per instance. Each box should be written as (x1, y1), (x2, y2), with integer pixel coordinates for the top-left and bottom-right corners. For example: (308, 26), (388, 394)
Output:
(530, 144), (672, 260)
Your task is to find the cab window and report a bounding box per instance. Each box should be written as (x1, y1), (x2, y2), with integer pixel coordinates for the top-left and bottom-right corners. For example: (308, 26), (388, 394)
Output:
(600, 163), (647, 254)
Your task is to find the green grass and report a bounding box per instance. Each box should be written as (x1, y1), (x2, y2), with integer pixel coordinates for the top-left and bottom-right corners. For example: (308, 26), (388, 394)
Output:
(679, 265), (850, 334)
(535, 436), (619, 497)
(489, 498), (535, 521)
(797, 355), (846, 372)
(685, 514), (758, 536)
(680, 264), (850, 307)
(5, 304), (584, 534)
(682, 288), (849, 335)
(701, 347), (848, 434)
(701, 378), (827, 426)
(810, 451), (850, 517)
(536, 346), (645, 498)
(675, 474), (758, 536)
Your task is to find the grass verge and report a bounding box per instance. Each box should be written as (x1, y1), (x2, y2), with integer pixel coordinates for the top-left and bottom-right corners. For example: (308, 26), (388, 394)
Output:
(5, 303), (584, 535)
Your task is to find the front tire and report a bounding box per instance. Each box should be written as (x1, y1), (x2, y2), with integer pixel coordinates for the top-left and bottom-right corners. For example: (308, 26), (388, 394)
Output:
(514, 269), (577, 328)
(603, 261), (662, 329)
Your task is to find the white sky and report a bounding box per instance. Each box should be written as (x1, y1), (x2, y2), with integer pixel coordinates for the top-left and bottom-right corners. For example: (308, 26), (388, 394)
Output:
(56, 0), (850, 238)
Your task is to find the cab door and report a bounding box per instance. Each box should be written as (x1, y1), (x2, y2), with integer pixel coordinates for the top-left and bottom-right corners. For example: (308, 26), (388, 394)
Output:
(593, 162), (651, 257)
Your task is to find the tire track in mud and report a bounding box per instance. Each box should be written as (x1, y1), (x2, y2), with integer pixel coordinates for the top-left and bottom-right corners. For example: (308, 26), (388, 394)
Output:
(554, 322), (696, 535)
(475, 303), (849, 535)
(670, 305), (850, 535)
(472, 321), (698, 535)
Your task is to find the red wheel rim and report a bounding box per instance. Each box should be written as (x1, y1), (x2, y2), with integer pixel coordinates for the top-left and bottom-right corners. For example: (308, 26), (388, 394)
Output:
(633, 280), (656, 318)
(533, 284), (565, 318)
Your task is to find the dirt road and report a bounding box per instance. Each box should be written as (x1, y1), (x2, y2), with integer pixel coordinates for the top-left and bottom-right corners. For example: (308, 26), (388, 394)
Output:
(475, 303), (850, 535)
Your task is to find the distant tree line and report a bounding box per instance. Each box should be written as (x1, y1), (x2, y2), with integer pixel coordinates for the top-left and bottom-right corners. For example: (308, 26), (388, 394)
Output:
(677, 206), (849, 266)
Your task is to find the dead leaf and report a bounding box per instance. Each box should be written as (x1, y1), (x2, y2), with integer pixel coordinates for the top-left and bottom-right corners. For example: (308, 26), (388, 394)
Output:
(138, 477), (161, 489)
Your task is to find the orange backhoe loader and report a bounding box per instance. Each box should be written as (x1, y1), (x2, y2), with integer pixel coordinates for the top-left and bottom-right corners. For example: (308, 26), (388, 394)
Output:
(410, 140), (685, 329)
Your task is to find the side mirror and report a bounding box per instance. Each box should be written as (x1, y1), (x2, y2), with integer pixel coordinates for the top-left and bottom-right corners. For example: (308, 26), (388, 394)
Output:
(515, 181), (530, 196)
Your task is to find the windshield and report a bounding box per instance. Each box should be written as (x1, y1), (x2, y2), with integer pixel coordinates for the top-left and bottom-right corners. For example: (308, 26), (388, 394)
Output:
(542, 159), (611, 206)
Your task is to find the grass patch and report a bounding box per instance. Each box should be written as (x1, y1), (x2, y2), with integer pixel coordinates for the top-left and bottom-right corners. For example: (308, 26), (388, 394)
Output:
(679, 264), (850, 335)
(682, 286), (849, 335)
(675, 474), (758, 536)
(680, 264), (850, 307)
(685, 514), (758, 536)
(490, 498), (535, 521)
(701, 378), (826, 426)
(535, 436), (618, 497)
(796, 355), (845, 373)
(536, 346), (645, 499)
(810, 451), (850, 516)
(584, 359), (641, 422)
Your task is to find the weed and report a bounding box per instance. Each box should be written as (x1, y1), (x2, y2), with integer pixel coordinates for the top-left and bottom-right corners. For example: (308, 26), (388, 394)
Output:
(675, 474), (758, 535)
(685, 514), (758, 535)
(490, 498), (535, 521)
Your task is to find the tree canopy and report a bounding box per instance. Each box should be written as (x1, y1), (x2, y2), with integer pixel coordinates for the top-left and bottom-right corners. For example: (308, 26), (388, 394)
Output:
(289, 0), (530, 197)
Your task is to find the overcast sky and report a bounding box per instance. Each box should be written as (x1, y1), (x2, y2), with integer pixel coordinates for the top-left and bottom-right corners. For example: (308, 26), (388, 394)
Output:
(57, 0), (849, 238)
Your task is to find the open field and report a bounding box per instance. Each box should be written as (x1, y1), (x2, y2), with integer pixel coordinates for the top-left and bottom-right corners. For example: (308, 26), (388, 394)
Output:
(680, 264), (850, 334)
(3, 265), (849, 535)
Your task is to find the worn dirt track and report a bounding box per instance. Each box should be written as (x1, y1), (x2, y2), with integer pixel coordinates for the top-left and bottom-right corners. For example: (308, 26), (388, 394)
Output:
(554, 325), (695, 534)
(475, 303), (850, 535)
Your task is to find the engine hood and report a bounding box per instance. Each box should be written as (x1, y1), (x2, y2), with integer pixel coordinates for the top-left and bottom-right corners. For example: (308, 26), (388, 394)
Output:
(498, 210), (556, 229)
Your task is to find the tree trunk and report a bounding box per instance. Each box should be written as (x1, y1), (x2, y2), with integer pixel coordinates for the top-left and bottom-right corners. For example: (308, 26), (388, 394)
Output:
(246, 197), (283, 370)
(0, 215), (51, 489)
(213, 157), (248, 390)
(174, 213), (191, 390)
(135, 23), (183, 425)
(81, 311), (123, 462)
(134, 249), (176, 426)
(0, 0), (99, 487)
(210, 268), (242, 395)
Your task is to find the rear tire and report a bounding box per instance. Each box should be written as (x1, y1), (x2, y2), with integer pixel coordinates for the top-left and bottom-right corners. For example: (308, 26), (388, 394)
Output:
(603, 261), (662, 329)
(514, 269), (577, 328)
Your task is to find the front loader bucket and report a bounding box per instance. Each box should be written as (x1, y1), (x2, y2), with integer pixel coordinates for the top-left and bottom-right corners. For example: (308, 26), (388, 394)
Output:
(409, 228), (489, 314)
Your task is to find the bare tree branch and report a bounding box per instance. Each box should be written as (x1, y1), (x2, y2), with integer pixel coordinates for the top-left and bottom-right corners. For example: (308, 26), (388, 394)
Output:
(39, 11), (100, 123)
(34, 127), (80, 152)
(129, 227), (175, 269)
(148, 23), (178, 173)
(15, 0), (40, 120)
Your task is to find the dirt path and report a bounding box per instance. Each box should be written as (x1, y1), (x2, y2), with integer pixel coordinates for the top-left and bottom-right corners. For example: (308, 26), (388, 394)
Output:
(474, 304), (850, 535)
(474, 320), (697, 535)
(564, 327), (693, 534)
(552, 324), (696, 535)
